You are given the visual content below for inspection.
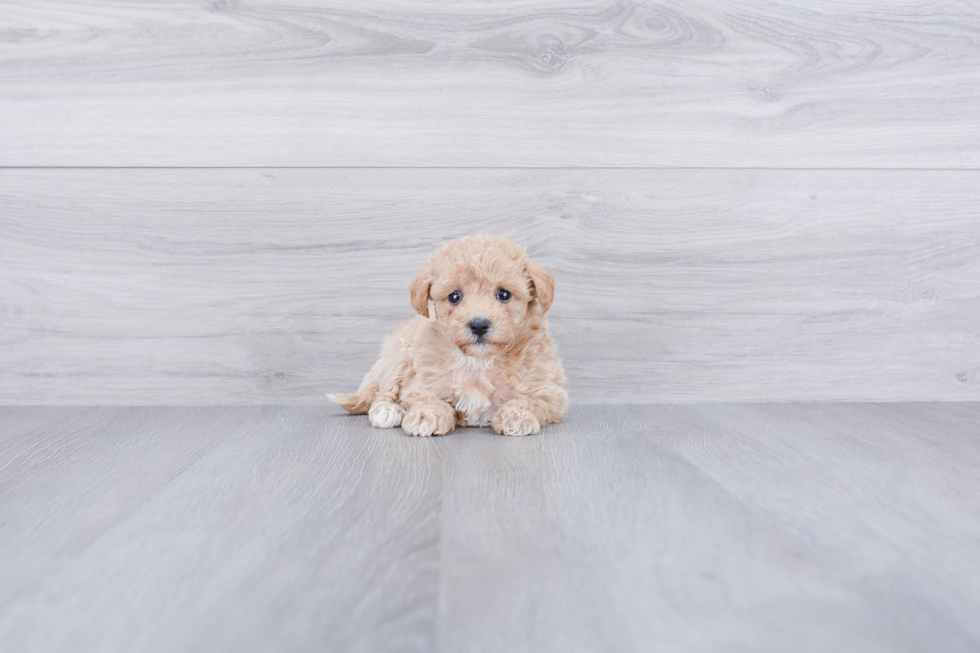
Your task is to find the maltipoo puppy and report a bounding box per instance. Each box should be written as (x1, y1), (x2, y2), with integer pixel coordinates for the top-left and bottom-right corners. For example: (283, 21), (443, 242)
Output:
(330, 235), (567, 436)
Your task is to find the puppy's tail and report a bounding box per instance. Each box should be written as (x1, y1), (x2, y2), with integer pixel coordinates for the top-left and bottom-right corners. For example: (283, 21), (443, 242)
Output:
(327, 390), (375, 415)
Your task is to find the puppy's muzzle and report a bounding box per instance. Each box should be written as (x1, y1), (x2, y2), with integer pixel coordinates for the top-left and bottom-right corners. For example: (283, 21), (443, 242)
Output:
(468, 317), (491, 338)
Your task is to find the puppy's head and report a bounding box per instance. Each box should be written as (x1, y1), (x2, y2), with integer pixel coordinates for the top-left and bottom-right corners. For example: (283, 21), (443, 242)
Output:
(410, 235), (555, 357)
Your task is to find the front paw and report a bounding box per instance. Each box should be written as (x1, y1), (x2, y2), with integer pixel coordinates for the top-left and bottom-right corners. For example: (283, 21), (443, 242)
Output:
(492, 403), (541, 437)
(402, 402), (455, 437)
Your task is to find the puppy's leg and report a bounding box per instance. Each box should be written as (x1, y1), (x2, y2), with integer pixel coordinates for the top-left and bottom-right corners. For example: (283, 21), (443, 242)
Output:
(492, 385), (568, 436)
(401, 396), (456, 437)
(330, 320), (414, 415)
(366, 364), (409, 429)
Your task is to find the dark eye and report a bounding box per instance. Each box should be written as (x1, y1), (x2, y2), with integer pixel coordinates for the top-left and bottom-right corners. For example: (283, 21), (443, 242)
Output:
(496, 289), (511, 302)
(448, 291), (462, 304)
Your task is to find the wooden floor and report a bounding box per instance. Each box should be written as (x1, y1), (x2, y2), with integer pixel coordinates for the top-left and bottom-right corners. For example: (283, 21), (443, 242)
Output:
(2, 403), (978, 652)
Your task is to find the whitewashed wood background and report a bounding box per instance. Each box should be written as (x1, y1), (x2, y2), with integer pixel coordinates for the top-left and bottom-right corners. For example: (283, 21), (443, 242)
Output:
(1, 0), (978, 403)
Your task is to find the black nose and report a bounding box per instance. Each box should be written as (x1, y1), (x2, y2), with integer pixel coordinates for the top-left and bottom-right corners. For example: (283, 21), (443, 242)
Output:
(468, 317), (491, 337)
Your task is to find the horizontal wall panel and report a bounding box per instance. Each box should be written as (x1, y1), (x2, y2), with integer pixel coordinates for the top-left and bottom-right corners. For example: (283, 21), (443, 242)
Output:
(1, 168), (978, 403)
(1, 1), (979, 167)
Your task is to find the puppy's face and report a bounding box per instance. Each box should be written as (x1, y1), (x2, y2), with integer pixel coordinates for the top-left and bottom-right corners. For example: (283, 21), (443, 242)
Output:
(430, 267), (530, 357)
(411, 236), (555, 357)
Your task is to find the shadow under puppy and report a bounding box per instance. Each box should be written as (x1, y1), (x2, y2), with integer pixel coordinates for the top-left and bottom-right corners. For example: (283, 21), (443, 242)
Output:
(330, 235), (567, 436)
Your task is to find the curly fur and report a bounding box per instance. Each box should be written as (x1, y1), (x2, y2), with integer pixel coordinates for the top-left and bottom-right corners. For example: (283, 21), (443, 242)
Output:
(329, 235), (568, 437)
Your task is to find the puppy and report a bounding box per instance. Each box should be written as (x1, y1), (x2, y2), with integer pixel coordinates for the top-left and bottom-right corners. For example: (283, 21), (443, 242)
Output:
(330, 235), (567, 436)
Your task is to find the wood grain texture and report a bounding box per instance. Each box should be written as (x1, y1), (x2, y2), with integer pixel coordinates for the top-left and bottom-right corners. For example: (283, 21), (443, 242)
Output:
(2, 168), (978, 404)
(1, 403), (979, 652)
(0, 406), (442, 653)
(436, 402), (980, 652)
(2, 0), (979, 167)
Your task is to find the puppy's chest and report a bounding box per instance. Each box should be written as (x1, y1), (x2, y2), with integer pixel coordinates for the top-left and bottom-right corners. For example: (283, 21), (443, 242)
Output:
(449, 355), (508, 427)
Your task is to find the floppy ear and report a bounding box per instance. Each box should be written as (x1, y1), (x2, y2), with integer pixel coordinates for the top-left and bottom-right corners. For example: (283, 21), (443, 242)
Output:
(410, 263), (434, 317)
(526, 260), (555, 312)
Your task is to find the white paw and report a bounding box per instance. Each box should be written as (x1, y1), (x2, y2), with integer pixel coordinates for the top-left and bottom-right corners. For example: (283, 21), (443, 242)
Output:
(368, 401), (405, 429)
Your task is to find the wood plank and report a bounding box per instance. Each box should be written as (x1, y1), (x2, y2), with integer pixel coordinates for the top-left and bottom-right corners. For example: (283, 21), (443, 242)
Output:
(2, 404), (979, 651)
(2, 168), (978, 404)
(436, 402), (980, 651)
(2, 0), (979, 167)
(0, 406), (442, 653)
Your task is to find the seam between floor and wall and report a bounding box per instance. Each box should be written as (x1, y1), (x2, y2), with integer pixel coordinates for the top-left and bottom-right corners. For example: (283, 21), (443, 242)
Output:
(2, 166), (980, 171)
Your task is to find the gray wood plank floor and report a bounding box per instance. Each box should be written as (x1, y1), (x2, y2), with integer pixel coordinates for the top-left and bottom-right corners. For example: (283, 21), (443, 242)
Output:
(2, 0), (979, 166)
(2, 403), (978, 652)
(3, 168), (978, 404)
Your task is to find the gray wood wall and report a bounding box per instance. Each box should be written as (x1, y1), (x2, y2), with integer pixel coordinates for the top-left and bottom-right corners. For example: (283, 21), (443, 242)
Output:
(1, 1), (978, 404)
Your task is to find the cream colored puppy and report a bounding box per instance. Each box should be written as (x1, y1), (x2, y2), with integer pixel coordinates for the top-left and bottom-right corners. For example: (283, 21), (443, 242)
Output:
(330, 235), (567, 436)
